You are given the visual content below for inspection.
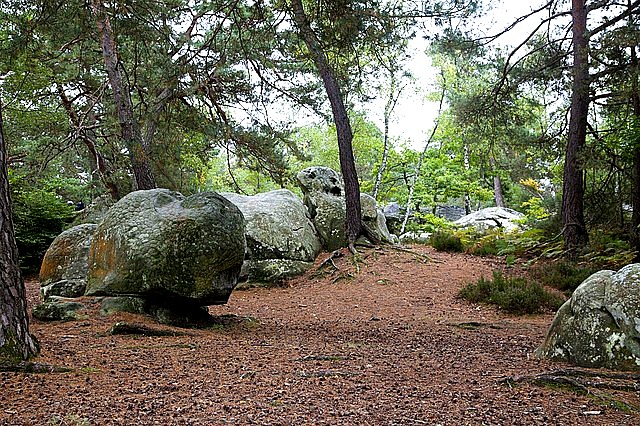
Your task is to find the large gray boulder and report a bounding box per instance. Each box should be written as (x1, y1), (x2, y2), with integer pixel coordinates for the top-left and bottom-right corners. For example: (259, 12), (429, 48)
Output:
(85, 189), (246, 311)
(221, 189), (321, 282)
(39, 223), (97, 299)
(536, 264), (640, 370)
(454, 207), (524, 232)
(296, 166), (397, 250)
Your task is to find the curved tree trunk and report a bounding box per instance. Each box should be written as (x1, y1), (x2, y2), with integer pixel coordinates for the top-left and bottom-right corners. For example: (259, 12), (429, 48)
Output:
(90, 0), (156, 191)
(289, 0), (362, 246)
(57, 85), (120, 200)
(0, 100), (39, 363)
(562, 0), (590, 256)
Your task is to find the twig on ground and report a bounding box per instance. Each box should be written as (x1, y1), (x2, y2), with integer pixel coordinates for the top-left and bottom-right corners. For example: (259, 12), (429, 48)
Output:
(499, 368), (640, 393)
(0, 362), (72, 373)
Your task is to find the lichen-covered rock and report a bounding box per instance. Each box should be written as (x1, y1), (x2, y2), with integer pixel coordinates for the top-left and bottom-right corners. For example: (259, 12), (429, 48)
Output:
(39, 223), (97, 299)
(99, 297), (147, 316)
(239, 259), (315, 284)
(221, 190), (321, 282)
(222, 190), (321, 262)
(536, 264), (640, 370)
(85, 189), (246, 307)
(361, 193), (398, 245)
(296, 166), (397, 250)
(32, 297), (86, 322)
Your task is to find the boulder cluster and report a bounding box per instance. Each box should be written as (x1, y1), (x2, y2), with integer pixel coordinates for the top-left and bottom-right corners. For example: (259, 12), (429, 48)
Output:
(36, 166), (394, 324)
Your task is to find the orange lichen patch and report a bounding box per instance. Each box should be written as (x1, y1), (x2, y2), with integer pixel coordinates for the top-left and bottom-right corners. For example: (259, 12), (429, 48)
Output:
(87, 233), (118, 284)
(39, 238), (75, 283)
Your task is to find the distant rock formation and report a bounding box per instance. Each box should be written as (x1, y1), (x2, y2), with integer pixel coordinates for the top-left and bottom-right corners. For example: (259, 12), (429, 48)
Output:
(297, 166), (397, 249)
(454, 207), (524, 232)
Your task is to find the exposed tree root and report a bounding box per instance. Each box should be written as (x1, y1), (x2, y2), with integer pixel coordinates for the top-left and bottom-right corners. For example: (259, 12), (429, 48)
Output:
(317, 250), (344, 271)
(500, 368), (640, 394)
(387, 245), (440, 263)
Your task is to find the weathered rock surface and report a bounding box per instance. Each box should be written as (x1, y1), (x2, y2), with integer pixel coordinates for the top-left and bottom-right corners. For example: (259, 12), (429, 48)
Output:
(32, 297), (87, 322)
(435, 205), (466, 222)
(85, 189), (246, 310)
(536, 264), (640, 370)
(221, 189), (321, 282)
(454, 207), (524, 232)
(39, 223), (97, 299)
(382, 202), (403, 235)
(296, 166), (397, 249)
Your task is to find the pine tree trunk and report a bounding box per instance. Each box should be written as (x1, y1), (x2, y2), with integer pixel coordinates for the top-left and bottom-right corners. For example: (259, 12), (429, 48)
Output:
(562, 0), (590, 257)
(290, 0), (362, 246)
(90, 0), (156, 191)
(0, 101), (39, 363)
(493, 175), (505, 208)
(630, 44), (640, 261)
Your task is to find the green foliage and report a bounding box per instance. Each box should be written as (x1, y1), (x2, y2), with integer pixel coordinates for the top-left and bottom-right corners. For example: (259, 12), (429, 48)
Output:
(429, 230), (464, 252)
(530, 261), (597, 294)
(466, 229), (516, 257)
(459, 271), (565, 315)
(9, 173), (75, 272)
(407, 212), (454, 233)
(582, 229), (636, 269)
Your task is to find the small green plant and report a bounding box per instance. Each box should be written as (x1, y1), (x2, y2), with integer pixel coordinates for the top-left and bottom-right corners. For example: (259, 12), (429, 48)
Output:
(9, 173), (76, 272)
(531, 261), (597, 294)
(410, 212), (455, 233)
(429, 230), (464, 252)
(459, 271), (565, 314)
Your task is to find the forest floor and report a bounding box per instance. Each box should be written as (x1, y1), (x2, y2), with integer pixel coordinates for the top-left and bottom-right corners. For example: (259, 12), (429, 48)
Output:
(2, 245), (640, 425)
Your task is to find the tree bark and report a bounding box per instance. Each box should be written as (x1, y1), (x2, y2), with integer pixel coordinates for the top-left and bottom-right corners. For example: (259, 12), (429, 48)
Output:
(289, 0), (362, 246)
(490, 158), (505, 208)
(630, 42), (640, 260)
(0, 100), (39, 363)
(89, 0), (156, 191)
(373, 74), (401, 200)
(562, 0), (590, 256)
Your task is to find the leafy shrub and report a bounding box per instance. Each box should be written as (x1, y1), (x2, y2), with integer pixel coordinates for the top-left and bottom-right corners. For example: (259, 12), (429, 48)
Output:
(530, 261), (597, 293)
(430, 230), (464, 252)
(459, 271), (565, 315)
(9, 175), (75, 272)
(410, 212), (455, 233)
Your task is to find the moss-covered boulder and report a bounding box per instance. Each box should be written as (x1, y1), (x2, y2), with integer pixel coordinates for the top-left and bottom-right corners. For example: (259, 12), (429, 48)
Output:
(536, 264), (640, 370)
(222, 189), (321, 282)
(32, 297), (86, 321)
(39, 223), (97, 299)
(296, 166), (397, 249)
(85, 189), (246, 308)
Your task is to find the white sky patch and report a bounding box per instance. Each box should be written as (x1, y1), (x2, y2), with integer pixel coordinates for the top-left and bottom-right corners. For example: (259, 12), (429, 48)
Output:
(372, 1), (556, 150)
